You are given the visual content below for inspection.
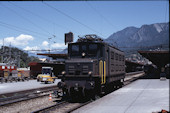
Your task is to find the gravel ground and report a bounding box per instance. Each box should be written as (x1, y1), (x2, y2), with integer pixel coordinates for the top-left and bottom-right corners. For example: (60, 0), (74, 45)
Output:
(50, 103), (81, 113)
(0, 73), (144, 113)
(0, 95), (56, 113)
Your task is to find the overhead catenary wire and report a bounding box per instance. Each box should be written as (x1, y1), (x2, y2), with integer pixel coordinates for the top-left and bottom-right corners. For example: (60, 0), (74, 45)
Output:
(0, 23), (44, 42)
(0, 22), (64, 49)
(43, 2), (106, 38)
(2, 2), (78, 43)
(8, 1), (71, 34)
(0, 29), (64, 54)
(0, 21), (63, 45)
(24, 48), (65, 51)
(85, 1), (119, 30)
(85, 1), (119, 44)
(1, 3), (52, 36)
(0, 21), (51, 38)
(164, 0), (168, 22)
(0, 22), (57, 44)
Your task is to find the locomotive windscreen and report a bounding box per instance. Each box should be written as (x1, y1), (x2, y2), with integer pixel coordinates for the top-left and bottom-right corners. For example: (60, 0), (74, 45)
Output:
(69, 43), (103, 58)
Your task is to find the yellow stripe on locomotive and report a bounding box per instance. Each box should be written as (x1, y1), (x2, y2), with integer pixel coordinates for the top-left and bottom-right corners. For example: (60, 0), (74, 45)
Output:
(104, 61), (106, 84)
(99, 60), (106, 84)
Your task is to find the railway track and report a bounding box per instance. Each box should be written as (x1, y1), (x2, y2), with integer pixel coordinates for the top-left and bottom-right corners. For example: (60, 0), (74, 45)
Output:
(32, 101), (68, 113)
(32, 100), (93, 113)
(0, 72), (144, 113)
(124, 71), (145, 85)
(32, 71), (145, 113)
(0, 86), (58, 106)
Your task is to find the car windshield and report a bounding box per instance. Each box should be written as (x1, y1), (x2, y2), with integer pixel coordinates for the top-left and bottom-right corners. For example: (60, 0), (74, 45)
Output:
(70, 43), (102, 58)
(42, 69), (51, 75)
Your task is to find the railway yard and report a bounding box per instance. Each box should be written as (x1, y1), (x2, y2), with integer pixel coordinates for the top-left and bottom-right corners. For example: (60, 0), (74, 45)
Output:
(0, 1), (169, 113)
(0, 71), (169, 113)
(0, 35), (169, 113)
(0, 72), (146, 113)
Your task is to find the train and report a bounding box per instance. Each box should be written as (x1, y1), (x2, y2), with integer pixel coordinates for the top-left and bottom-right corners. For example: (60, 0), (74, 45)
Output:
(57, 35), (125, 99)
(0, 63), (30, 83)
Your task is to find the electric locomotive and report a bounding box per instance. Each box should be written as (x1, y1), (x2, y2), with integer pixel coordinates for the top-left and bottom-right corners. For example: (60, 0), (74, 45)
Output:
(58, 34), (125, 98)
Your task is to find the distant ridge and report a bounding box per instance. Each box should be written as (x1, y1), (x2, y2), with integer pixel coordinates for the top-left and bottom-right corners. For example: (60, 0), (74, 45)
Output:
(105, 22), (169, 51)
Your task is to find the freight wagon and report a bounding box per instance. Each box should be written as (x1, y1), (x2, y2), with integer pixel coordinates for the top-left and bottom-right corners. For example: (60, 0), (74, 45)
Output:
(0, 63), (17, 83)
(0, 63), (30, 83)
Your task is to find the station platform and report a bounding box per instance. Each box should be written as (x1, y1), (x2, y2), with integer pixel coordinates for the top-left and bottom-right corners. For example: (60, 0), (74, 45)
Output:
(73, 79), (169, 113)
(0, 79), (60, 95)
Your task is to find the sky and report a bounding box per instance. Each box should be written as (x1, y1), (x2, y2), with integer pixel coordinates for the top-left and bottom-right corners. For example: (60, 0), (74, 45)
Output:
(0, 1), (169, 54)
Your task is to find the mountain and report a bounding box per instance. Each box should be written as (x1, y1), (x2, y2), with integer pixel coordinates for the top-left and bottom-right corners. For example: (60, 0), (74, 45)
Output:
(0, 46), (40, 68)
(105, 22), (169, 51)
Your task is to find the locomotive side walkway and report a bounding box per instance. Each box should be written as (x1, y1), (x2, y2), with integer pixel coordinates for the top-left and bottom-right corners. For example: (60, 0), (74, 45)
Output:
(73, 79), (169, 113)
(0, 80), (60, 95)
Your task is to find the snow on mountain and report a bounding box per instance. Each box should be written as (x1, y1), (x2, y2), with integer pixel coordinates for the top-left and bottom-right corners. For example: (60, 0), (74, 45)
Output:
(105, 22), (169, 50)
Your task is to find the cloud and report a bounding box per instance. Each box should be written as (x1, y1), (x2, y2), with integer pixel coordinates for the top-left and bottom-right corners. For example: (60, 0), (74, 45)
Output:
(51, 43), (67, 49)
(23, 46), (40, 53)
(2, 34), (34, 46)
(23, 46), (40, 51)
(23, 46), (41, 54)
(42, 41), (49, 46)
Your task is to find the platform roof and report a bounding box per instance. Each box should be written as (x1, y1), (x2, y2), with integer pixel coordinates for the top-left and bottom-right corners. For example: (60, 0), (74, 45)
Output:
(138, 50), (169, 67)
(37, 53), (67, 59)
(28, 61), (65, 66)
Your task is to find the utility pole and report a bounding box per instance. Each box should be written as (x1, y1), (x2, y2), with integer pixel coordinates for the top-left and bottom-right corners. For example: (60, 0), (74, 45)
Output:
(9, 42), (11, 65)
(48, 37), (52, 53)
(18, 51), (20, 68)
(2, 39), (4, 62)
(48, 35), (56, 53)
(1, 38), (4, 63)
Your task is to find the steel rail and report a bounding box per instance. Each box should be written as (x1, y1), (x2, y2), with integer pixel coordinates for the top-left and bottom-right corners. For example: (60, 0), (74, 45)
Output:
(66, 100), (93, 113)
(32, 71), (145, 113)
(0, 86), (58, 106)
(31, 101), (67, 113)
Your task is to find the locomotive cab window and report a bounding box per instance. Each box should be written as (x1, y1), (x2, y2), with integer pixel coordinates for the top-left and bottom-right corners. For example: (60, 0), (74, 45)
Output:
(88, 44), (98, 56)
(69, 43), (103, 58)
(82, 45), (87, 52)
(72, 44), (79, 52)
(70, 44), (80, 57)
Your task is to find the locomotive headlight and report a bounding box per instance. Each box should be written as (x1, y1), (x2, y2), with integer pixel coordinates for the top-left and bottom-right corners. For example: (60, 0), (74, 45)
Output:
(82, 52), (86, 57)
(88, 71), (92, 75)
(62, 71), (66, 75)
